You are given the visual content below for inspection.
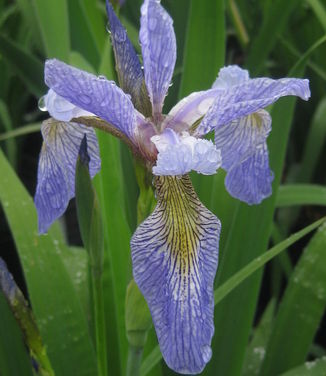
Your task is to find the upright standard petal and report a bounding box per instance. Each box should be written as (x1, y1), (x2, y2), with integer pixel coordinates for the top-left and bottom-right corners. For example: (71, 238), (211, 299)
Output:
(140, 0), (176, 117)
(45, 59), (137, 141)
(35, 119), (101, 233)
(163, 89), (221, 132)
(197, 76), (310, 136)
(106, 1), (151, 116)
(131, 176), (221, 374)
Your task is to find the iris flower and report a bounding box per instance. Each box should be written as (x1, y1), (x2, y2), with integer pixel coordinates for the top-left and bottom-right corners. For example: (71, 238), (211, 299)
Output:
(34, 0), (310, 373)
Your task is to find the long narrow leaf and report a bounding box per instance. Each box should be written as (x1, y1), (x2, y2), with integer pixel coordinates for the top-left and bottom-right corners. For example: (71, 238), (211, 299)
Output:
(260, 222), (326, 375)
(0, 149), (97, 376)
(276, 184), (326, 207)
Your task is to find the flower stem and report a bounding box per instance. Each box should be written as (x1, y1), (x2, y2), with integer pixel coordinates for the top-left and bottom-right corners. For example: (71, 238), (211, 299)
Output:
(126, 346), (143, 376)
(92, 271), (108, 376)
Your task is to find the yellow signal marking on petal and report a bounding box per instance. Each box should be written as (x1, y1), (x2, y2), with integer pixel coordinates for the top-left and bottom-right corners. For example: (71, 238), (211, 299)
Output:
(154, 176), (205, 305)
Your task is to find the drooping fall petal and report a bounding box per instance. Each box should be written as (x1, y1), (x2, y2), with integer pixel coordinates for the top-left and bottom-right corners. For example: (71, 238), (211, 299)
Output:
(131, 176), (221, 374)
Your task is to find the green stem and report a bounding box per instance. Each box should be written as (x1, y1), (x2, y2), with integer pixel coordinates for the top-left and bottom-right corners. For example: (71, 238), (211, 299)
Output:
(126, 346), (143, 376)
(92, 272), (108, 376)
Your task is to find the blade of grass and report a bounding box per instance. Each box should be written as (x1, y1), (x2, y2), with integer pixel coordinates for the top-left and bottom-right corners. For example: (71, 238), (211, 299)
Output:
(246, 0), (301, 75)
(0, 99), (17, 167)
(0, 291), (34, 376)
(299, 97), (326, 182)
(306, 0), (326, 31)
(260, 221), (326, 375)
(241, 300), (276, 376)
(0, 123), (41, 141)
(0, 35), (45, 97)
(276, 184), (326, 207)
(32, 0), (70, 60)
(279, 357), (326, 376)
(0, 149), (98, 376)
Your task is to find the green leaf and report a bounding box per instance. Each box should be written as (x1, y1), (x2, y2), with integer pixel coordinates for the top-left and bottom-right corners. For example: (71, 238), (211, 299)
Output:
(242, 300), (276, 376)
(0, 99), (16, 166)
(32, 0), (70, 60)
(246, 0), (301, 75)
(279, 357), (326, 376)
(93, 132), (132, 375)
(276, 184), (326, 207)
(0, 292), (34, 376)
(260, 222), (326, 375)
(0, 123), (41, 142)
(299, 97), (326, 182)
(0, 149), (97, 376)
(306, 0), (326, 32)
(0, 34), (45, 97)
(75, 137), (107, 376)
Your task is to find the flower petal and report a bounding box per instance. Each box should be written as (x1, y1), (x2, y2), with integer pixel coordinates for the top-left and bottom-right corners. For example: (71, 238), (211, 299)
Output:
(151, 130), (221, 176)
(140, 0), (176, 117)
(106, 1), (151, 116)
(44, 89), (94, 122)
(45, 59), (137, 140)
(225, 142), (274, 204)
(35, 119), (101, 233)
(215, 109), (271, 170)
(163, 89), (221, 132)
(197, 77), (310, 136)
(131, 176), (221, 374)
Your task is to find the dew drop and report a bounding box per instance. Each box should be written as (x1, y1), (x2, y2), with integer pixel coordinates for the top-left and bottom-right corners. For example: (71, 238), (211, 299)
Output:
(98, 75), (106, 80)
(38, 96), (47, 112)
(201, 345), (212, 363)
(106, 23), (111, 34)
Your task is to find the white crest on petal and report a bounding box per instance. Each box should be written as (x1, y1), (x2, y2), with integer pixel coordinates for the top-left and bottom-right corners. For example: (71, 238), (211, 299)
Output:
(44, 89), (95, 122)
(151, 129), (221, 176)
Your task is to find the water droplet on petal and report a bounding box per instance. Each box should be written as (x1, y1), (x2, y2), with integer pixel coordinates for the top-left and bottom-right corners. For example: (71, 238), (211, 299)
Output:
(106, 22), (111, 34)
(98, 75), (106, 80)
(38, 96), (47, 111)
(201, 345), (212, 363)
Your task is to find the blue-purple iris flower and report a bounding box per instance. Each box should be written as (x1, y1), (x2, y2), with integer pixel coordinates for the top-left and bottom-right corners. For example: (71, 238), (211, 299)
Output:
(34, 0), (310, 373)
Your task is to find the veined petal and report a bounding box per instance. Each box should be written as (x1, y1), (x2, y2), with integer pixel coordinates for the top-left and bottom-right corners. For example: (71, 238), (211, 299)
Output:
(131, 176), (221, 374)
(140, 0), (176, 117)
(44, 89), (94, 122)
(225, 142), (274, 204)
(215, 109), (271, 170)
(163, 89), (221, 132)
(197, 76), (310, 136)
(151, 129), (221, 176)
(45, 59), (137, 140)
(35, 119), (101, 233)
(106, 1), (151, 116)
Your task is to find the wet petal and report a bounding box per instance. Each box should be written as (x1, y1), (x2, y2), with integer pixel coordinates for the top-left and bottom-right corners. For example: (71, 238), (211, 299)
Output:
(225, 142), (274, 204)
(163, 89), (221, 132)
(106, 1), (151, 116)
(45, 59), (137, 140)
(151, 130), (221, 176)
(131, 175), (221, 374)
(44, 89), (94, 122)
(35, 119), (101, 233)
(215, 109), (271, 170)
(197, 76), (310, 136)
(140, 0), (176, 117)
